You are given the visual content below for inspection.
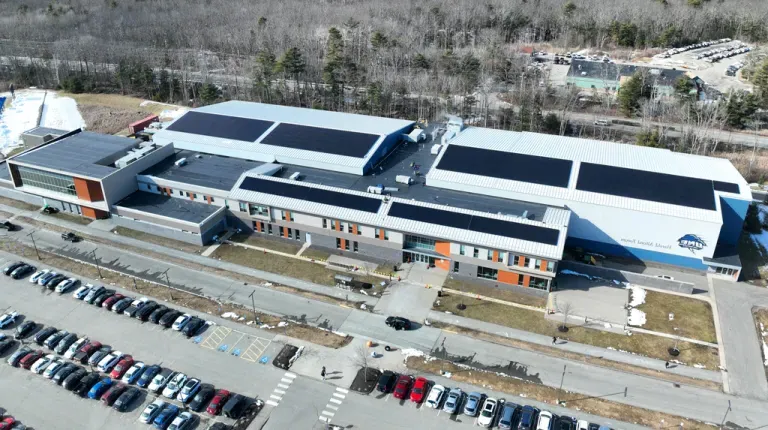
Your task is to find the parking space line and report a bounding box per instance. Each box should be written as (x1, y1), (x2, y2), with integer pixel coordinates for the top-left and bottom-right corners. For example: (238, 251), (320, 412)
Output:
(329, 398), (342, 404)
(319, 416), (330, 423)
(266, 400), (279, 407)
(240, 336), (271, 363)
(273, 389), (286, 395)
(269, 394), (282, 400)
(335, 388), (349, 394)
(277, 383), (290, 389)
(326, 405), (338, 410)
(200, 326), (231, 350)
(321, 411), (334, 417)
(332, 393), (345, 399)
(284, 372), (297, 378)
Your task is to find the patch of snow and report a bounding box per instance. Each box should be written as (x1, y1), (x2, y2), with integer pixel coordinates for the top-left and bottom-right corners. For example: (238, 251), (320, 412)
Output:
(277, 321), (288, 328)
(763, 340), (768, 366)
(0, 89), (46, 154)
(259, 323), (275, 329)
(237, 316), (245, 321)
(603, 323), (612, 329)
(39, 92), (85, 130)
(401, 348), (426, 359)
(628, 308), (647, 326)
(560, 269), (591, 280)
(519, 393), (527, 398)
(693, 364), (705, 369)
(221, 312), (239, 319)
(627, 285), (646, 307)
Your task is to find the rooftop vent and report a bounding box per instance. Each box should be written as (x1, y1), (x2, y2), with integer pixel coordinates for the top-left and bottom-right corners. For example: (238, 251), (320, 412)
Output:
(174, 158), (188, 167)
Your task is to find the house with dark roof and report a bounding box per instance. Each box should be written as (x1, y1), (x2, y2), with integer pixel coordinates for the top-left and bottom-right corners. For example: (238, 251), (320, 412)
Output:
(566, 60), (695, 98)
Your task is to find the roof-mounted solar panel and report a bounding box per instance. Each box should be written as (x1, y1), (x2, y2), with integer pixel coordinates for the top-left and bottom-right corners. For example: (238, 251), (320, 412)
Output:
(713, 180), (740, 194)
(239, 177), (382, 213)
(260, 123), (380, 158)
(167, 112), (274, 142)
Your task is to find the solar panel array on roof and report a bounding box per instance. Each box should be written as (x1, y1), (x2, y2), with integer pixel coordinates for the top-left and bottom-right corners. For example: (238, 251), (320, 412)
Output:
(576, 163), (716, 210)
(713, 180), (740, 194)
(239, 177), (382, 213)
(259, 123), (380, 158)
(388, 202), (560, 245)
(437, 145), (573, 188)
(167, 111), (274, 142)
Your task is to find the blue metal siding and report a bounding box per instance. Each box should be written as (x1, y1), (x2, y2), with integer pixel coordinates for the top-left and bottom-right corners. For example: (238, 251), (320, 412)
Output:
(717, 197), (749, 247)
(363, 124), (412, 174)
(566, 237), (708, 270)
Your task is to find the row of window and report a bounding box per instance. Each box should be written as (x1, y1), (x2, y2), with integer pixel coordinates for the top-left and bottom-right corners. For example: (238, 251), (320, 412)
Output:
(474, 266), (549, 290)
(253, 221), (301, 240)
(405, 234), (435, 250)
(239, 202), (268, 216)
(336, 238), (360, 252)
(714, 266), (737, 276)
(322, 218), (364, 236)
(142, 182), (216, 203)
(18, 166), (77, 196)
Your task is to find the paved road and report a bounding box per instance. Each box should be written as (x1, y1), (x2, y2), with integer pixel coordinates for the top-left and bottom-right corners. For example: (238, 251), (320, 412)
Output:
(712, 279), (768, 401)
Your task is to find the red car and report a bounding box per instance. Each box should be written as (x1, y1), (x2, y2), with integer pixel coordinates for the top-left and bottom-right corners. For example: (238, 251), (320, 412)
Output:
(109, 355), (134, 379)
(392, 375), (413, 400)
(0, 416), (16, 430)
(19, 350), (43, 370)
(73, 341), (102, 364)
(206, 389), (231, 415)
(101, 382), (127, 406)
(102, 294), (125, 310)
(409, 376), (429, 403)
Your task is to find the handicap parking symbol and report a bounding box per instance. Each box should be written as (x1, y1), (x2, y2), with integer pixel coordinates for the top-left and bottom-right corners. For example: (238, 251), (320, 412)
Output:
(193, 336), (202, 344)
(259, 356), (269, 364)
(218, 344), (229, 352)
(232, 348), (241, 357)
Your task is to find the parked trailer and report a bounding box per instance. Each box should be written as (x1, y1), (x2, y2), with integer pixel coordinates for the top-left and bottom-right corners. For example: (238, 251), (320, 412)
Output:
(128, 114), (159, 134)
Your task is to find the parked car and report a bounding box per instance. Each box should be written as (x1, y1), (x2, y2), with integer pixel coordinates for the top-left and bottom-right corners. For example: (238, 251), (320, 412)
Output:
(576, 420), (590, 430)
(121, 362), (146, 384)
(7, 346), (33, 367)
(172, 314), (192, 331)
(153, 404), (180, 429)
(97, 350), (124, 373)
(137, 365), (162, 388)
(43, 330), (69, 349)
(73, 341), (102, 364)
(14, 321), (36, 340)
(110, 355), (135, 379)
(0, 338), (16, 356)
(409, 377), (429, 403)
(384, 316), (411, 330)
(536, 411), (555, 430)
(30, 353), (56, 374)
(160, 311), (183, 328)
(29, 268), (49, 283)
(0, 416), (15, 430)
(112, 297), (133, 314)
(499, 403), (520, 429)
(37, 271), (58, 286)
(64, 337), (89, 359)
(72, 285), (91, 300)
(19, 350), (44, 369)
(163, 372), (188, 398)
(177, 378), (202, 403)
(443, 388), (463, 414)
(392, 375), (413, 400)
(88, 345), (112, 366)
(84, 286), (106, 304)
(54, 333), (79, 355)
(464, 392), (483, 416)
(124, 297), (149, 317)
(11, 264), (35, 279)
(61, 231), (81, 242)
(181, 317), (205, 337)
(88, 377), (114, 400)
(102, 294), (125, 310)
(3, 261), (27, 276)
(43, 356), (66, 378)
(45, 274), (67, 290)
(556, 416), (577, 430)
(136, 301), (160, 321)
(207, 423), (230, 430)
(55, 278), (79, 293)
(73, 373), (101, 397)
(140, 400), (167, 424)
(425, 384), (446, 409)
(101, 382), (128, 406)
(33, 327), (57, 346)
(0, 311), (19, 329)
(149, 369), (176, 393)
(52, 362), (79, 384)
(222, 394), (247, 419)
(478, 397), (499, 428)
(62, 368), (89, 391)
(149, 306), (171, 324)
(519, 405), (540, 430)
(189, 383), (215, 412)
(114, 386), (141, 411)
(206, 389), (231, 415)
(93, 289), (116, 307)
(42, 206), (59, 214)
(376, 370), (396, 393)
(169, 411), (195, 430)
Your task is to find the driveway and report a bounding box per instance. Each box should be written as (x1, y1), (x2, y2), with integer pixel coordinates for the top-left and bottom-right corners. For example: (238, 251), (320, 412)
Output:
(552, 277), (629, 325)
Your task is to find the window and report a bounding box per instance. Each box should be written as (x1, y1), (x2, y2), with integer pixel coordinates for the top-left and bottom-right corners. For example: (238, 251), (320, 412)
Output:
(295, 229), (301, 240)
(517, 276), (525, 286)
(715, 267), (735, 276)
(210, 197), (215, 203)
(459, 245), (465, 256)
(356, 226), (361, 235)
(524, 257), (531, 267)
(453, 262), (460, 273)
(513, 255), (520, 266)
(253, 221), (264, 232)
(286, 228), (292, 238)
(248, 204), (268, 216)
(281, 211), (287, 221)
(344, 240), (349, 251)
(353, 241), (358, 252)
(535, 259), (542, 270)
(376, 228), (389, 240)
(348, 224), (353, 234)
(336, 238), (341, 249)
(546, 262), (555, 273)
(404, 235), (435, 251)
(179, 190), (183, 196)
(322, 219), (328, 228)
(17, 166), (77, 196)
(239, 202), (247, 212)
(473, 248), (479, 258)
(384, 230), (389, 240)
(529, 276), (548, 290)
(498, 252), (505, 263)
(476, 266), (498, 280)
(267, 224), (273, 235)
(339, 221), (345, 231)
(487, 251), (493, 261)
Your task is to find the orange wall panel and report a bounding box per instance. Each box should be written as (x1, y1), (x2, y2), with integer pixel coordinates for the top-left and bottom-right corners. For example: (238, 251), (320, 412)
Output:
(522, 275), (531, 287)
(74, 177), (104, 202)
(435, 241), (451, 257)
(81, 207), (107, 219)
(340, 239), (346, 250)
(498, 270), (519, 285)
(378, 229), (385, 240)
(435, 258), (450, 270)
(352, 224), (358, 235)
(518, 257), (526, 268)
(492, 250), (499, 262)
(540, 260), (548, 272)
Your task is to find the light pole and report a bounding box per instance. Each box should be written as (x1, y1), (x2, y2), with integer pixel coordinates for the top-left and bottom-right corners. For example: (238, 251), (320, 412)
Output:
(27, 231), (41, 260)
(720, 400), (732, 428)
(90, 249), (102, 278)
(248, 289), (258, 321)
(557, 364), (567, 405)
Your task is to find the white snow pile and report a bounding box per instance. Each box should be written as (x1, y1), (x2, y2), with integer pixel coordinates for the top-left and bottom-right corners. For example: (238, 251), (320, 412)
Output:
(763, 341), (768, 366)
(559, 269), (592, 280)
(259, 323), (275, 329)
(0, 89), (45, 154)
(628, 308), (647, 326)
(401, 348), (426, 359)
(221, 312), (239, 319)
(627, 285), (646, 307)
(39, 92), (85, 130)
(277, 321), (288, 328)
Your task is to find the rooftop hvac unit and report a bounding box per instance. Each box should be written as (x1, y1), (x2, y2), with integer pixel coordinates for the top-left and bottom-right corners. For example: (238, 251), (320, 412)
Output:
(430, 144), (442, 155)
(289, 172), (302, 181)
(195, 154), (203, 159)
(396, 175), (413, 185)
(383, 187), (399, 193)
(174, 158), (187, 167)
(367, 186), (383, 194)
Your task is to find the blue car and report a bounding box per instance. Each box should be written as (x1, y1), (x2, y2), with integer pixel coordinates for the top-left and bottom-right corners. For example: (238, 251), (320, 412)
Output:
(153, 404), (179, 429)
(137, 365), (161, 388)
(88, 377), (113, 399)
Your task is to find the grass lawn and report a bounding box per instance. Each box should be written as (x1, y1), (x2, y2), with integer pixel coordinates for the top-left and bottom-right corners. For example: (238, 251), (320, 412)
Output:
(111, 226), (204, 254)
(443, 277), (546, 308)
(636, 290), (717, 343)
(229, 233), (301, 255)
(434, 293), (719, 368)
(212, 243), (386, 292)
(0, 196), (39, 211)
(302, 246), (331, 261)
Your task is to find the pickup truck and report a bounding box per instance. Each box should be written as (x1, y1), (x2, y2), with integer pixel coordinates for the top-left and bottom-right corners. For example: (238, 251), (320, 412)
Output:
(61, 232), (82, 243)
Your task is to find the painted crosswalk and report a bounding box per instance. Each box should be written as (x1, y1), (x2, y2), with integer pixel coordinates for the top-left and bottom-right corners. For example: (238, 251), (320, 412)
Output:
(265, 372), (296, 407)
(319, 387), (348, 423)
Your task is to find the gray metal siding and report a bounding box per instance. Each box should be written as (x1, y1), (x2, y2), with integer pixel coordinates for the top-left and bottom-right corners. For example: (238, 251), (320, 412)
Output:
(110, 216), (205, 246)
(0, 187), (44, 207)
(448, 265), (549, 298)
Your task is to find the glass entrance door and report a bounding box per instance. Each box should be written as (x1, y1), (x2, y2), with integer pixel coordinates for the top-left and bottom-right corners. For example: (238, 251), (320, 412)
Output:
(403, 251), (436, 266)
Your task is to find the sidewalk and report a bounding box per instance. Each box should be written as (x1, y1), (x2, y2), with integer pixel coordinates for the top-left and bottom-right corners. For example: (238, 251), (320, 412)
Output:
(427, 310), (722, 384)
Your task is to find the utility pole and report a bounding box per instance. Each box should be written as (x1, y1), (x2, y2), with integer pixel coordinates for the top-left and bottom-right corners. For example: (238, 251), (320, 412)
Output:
(720, 400), (732, 428)
(248, 290), (258, 322)
(557, 364), (567, 405)
(27, 231), (41, 260)
(90, 249), (102, 278)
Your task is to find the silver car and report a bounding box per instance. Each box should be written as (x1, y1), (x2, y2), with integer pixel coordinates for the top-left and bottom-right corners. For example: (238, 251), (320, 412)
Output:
(442, 387), (463, 414)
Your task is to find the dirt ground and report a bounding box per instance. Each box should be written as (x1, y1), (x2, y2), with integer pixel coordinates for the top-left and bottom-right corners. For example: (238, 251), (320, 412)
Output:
(636, 291), (717, 343)
(112, 226), (204, 254)
(406, 356), (710, 430)
(0, 196), (40, 211)
(60, 92), (171, 135)
(443, 277), (546, 308)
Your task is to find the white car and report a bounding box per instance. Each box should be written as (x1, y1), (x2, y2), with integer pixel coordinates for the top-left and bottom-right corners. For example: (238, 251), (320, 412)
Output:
(43, 356), (65, 378)
(30, 354), (56, 374)
(172, 314), (191, 331)
(0, 311), (19, 328)
(478, 397), (499, 428)
(162, 372), (188, 398)
(97, 350), (124, 373)
(537, 411), (554, 430)
(148, 370), (175, 393)
(169, 411), (195, 430)
(55, 278), (79, 293)
(139, 399), (166, 424)
(29, 269), (49, 283)
(425, 384), (446, 409)
(121, 362), (146, 384)
(177, 378), (201, 403)
(64, 337), (89, 359)
(576, 419), (589, 430)
(72, 285), (91, 299)
(37, 271), (58, 286)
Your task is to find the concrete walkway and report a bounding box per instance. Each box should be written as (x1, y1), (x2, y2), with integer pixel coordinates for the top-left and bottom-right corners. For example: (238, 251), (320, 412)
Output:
(201, 229), (234, 257)
(427, 310), (723, 383)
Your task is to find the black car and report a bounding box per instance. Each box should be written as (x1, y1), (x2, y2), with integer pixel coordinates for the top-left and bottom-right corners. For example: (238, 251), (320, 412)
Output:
(112, 298), (133, 314)
(124, 304), (143, 318)
(43, 206), (59, 214)
(148, 306), (171, 324)
(52, 363), (79, 385)
(208, 423), (231, 430)
(222, 394), (248, 419)
(63, 369), (88, 391)
(33, 326), (57, 345)
(93, 289), (116, 307)
(189, 383), (215, 412)
(44, 330), (69, 349)
(137, 365), (161, 388)
(518, 405), (539, 430)
(3, 261), (26, 276)
(0, 220), (16, 231)
(14, 321), (36, 340)
(159, 310), (182, 328)
(61, 231), (81, 242)
(376, 370), (397, 393)
(11, 264), (35, 280)
(45, 274), (67, 290)
(73, 373), (101, 397)
(556, 416), (576, 430)
(0, 338), (17, 355)
(113, 387), (141, 411)
(587, 424), (600, 430)
(54, 333), (79, 354)
(182, 316), (205, 337)
(385, 316), (411, 331)
(135, 302), (159, 321)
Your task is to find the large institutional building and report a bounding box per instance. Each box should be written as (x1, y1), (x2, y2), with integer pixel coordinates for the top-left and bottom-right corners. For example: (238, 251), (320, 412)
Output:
(0, 101), (750, 291)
